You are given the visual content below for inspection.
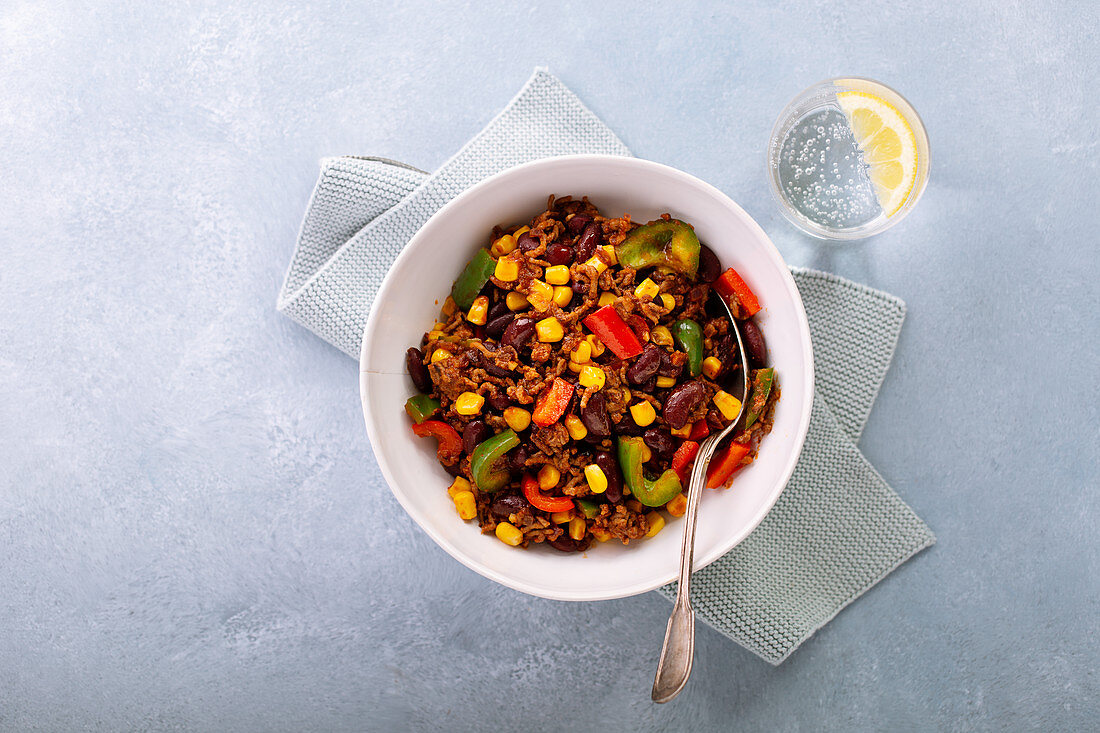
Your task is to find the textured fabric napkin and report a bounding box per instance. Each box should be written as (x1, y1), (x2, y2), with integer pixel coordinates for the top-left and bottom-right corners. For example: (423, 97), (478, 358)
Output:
(278, 69), (934, 664)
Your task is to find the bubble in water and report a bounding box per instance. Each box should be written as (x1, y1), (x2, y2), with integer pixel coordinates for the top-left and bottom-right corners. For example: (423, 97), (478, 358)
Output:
(776, 107), (881, 229)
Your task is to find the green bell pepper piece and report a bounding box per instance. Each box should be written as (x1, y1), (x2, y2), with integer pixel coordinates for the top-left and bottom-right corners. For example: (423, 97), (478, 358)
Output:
(744, 368), (775, 429)
(616, 436), (682, 507)
(451, 248), (496, 311)
(671, 319), (703, 377)
(575, 498), (601, 519)
(470, 429), (520, 492)
(615, 219), (700, 278)
(404, 394), (441, 424)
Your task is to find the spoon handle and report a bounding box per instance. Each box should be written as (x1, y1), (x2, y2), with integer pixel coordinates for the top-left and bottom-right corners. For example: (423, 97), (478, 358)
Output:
(651, 435), (719, 703)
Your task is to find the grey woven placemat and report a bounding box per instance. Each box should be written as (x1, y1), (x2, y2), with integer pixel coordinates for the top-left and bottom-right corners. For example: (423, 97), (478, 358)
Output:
(277, 69), (934, 664)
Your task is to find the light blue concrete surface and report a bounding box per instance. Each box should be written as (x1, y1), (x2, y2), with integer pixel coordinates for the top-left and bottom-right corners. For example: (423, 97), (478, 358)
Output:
(1, 1), (1097, 730)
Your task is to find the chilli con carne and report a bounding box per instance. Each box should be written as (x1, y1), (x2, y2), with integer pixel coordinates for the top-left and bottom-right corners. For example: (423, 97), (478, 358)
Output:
(403, 196), (780, 551)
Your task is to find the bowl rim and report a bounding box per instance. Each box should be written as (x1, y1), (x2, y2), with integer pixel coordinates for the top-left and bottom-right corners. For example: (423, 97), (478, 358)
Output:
(359, 154), (814, 601)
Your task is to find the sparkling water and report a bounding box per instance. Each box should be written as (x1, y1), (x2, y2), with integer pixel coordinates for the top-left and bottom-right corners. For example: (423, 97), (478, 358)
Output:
(775, 107), (881, 230)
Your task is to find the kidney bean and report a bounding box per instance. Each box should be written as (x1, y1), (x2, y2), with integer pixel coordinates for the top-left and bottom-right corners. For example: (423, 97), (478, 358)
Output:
(488, 300), (509, 323)
(517, 232), (539, 252)
(567, 214), (592, 234)
(462, 420), (492, 455)
(741, 318), (767, 367)
(580, 391), (612, 437)
(643, 377), (657, 392)
(479, 353), (512, 378)
(593, 450), (623, 503)
(571, 276), (591, 295)
(663, 380), (708, 429)
(614, 419), (645, 436)
(544, 242), (574, 265)
(443, 461), (463, 477)
(491, 492), (529, 518)
(502, 317), (536, 350)
(488, 393), (511, 411)
(574, 221), (602, 261)
(486, 313), (514, 340)
(698, 244), (721, 283)
(656, 350), (684, 378)
(406, 347), (432, 393)
(548, 535), (580, 552)
(510, 444), (530, 471)
(626, 344), (661, 385)
(643, 428), (675, 458)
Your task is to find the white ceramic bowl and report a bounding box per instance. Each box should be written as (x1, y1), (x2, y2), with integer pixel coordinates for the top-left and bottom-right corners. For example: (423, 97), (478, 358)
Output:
(360, 155), (813, 601)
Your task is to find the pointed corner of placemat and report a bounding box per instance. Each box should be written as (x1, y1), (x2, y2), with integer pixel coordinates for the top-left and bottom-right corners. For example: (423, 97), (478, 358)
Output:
(767, 523), (936, 666)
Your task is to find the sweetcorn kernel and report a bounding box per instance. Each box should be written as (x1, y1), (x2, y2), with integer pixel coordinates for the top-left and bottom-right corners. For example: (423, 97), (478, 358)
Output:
(537, 464), (560, 490)
(584, 464), (608, 493)
(585, 334), (605, 356)
(506, 291), (529, 311)
(601, 245), (617, 265)
(644, 511), (666, 538)
(670, 422), (692, 438)
(452, 490), (477, 520)
(630, 401), (657, 427)
(440, 296), (458, 317)
(659, 293), (676, 310)
(466, 295), (489, 325)
(702, 356), (722, 379)
(490, 234), (517, 257)
(568, 516), (587, 541)
(713, 390), (743, 421)
(634, 278), (660, 301)
(503, 406), (531, 432)
(454, 391), (485, 415)
(565, 415), (588, 440)
(512, 225), (530, 238)
(584, 254), (609, 275)
(550, 510), (572, 525)
(536, 317), (564, 342)
(591, 526), (612, 542)
(494, 256), (519, 282)
(544, 265), (570, 285)
(430, 348), (451, 363)
(447, 476), (472, 498)
(666, 493), (688, 517)
(656, 376), (677, 389)
(527, 280), (554, 311)
(579, 365), (605, 390)
(552, 286), (572, 307)
(495, 521), (523, 546)
(598, 291), (617, 308)
(570, 341), (592, 364)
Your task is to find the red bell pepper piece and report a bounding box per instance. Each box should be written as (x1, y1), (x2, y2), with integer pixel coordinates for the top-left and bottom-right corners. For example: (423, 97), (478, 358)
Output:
(411, 420), (463, 465)
(583, 306), (643, 360)
(522, 473), (575, 513)
(670, 440), (700, 482)
(687, 420), (710, 441)
(705, 441), (751, 488)
(713, 267), (761, 317)
(532, 377), (574, 427)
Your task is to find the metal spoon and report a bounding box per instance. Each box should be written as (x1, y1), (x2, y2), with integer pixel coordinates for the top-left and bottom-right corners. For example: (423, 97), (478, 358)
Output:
(651, 292), (750, 704)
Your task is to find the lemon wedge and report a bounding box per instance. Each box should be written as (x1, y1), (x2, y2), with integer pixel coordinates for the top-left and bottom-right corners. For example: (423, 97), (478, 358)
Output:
(836, 90), (918, 217)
